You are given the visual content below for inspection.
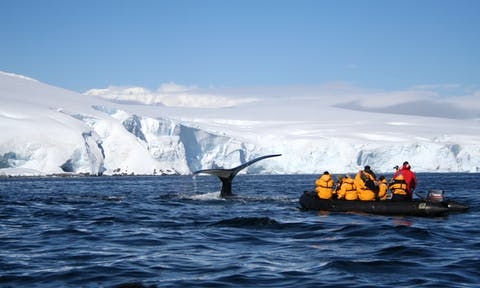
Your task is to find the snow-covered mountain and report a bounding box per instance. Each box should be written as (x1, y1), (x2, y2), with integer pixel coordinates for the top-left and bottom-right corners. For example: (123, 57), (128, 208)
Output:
(1, 71), (479, 176)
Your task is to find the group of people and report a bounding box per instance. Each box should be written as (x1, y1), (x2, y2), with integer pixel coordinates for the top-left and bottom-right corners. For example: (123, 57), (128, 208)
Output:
(315, 161), (417, 201)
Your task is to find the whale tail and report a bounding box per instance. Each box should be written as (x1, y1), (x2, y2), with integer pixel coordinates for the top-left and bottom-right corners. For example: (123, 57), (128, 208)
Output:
(193, 154), (281, 197)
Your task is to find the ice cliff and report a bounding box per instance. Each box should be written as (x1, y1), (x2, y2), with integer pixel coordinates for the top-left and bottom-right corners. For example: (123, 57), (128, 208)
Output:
(1, 71), (480, 176)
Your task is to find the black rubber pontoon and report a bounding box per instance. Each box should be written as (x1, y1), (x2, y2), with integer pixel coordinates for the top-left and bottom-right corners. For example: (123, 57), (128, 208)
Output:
(299, 190), (469, 217)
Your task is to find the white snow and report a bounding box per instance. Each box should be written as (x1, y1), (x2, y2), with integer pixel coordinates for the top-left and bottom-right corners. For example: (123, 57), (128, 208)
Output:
(1, 71), (480, 176)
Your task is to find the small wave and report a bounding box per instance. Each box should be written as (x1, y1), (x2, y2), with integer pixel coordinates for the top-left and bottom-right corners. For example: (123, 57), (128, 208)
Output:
(157, 191), (223, 201)
(101, 196), (124, 202)
(211, 217), (280, 228)
(178, 192), (281, 202)
(375, 244), (435, 258)
(41, 226), (91, 237)
(187, 191), (223, 200)
(113, 282), (157, 288)
(395, 225), (433, 240)
(330, 223), (378, 238)
(326, 258), (423, 274)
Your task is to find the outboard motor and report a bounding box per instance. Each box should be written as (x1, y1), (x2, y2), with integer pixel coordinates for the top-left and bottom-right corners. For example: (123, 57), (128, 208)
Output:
(427, 189), (445, 202)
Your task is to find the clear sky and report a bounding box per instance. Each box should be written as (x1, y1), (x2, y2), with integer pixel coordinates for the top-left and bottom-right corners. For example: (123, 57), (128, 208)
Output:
(1, 0), (479, 93)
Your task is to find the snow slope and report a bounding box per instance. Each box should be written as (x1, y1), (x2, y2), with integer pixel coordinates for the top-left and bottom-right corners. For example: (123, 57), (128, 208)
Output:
(1, 71), (479, 176)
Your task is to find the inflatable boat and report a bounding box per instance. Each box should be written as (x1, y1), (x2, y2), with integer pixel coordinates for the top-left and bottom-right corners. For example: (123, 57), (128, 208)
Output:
(299, 190), (469, 217)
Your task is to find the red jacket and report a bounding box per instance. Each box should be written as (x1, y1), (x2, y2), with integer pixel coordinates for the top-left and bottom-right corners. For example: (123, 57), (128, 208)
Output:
(393, 165), (417, 198)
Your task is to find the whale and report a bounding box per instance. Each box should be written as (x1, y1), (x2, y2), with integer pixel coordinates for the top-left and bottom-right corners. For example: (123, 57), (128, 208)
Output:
(193, 154), (281, 197)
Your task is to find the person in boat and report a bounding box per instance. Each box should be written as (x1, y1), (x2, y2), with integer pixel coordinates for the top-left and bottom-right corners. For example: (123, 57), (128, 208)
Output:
(336, 174), (357, 200)
(392, 161), (417, 200)
(315, 171), (334, 199)
(377, 175), (389, 200)
(389, 173), (409, 201)
(354, 165), (379, 201)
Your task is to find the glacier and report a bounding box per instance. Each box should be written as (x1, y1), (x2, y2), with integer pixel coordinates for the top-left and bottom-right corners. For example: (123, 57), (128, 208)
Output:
(1, 71), (480, 176)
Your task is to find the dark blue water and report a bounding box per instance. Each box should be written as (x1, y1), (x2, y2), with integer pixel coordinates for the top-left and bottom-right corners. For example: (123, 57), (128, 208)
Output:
(0, 173), (479, 287)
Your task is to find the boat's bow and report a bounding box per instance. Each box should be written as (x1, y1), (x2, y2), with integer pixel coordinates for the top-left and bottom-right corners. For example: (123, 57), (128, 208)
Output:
(445, 200), (469, 212)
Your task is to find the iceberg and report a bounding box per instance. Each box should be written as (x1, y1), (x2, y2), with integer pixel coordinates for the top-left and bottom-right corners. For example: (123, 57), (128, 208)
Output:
(1, 71), (480, 176)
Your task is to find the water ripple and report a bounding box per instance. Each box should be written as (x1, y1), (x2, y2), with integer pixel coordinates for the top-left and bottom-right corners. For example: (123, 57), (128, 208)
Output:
(0, 174), (479, 287)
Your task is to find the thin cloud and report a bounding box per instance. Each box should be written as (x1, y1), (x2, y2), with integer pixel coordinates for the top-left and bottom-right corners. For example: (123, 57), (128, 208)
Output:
(85, 82), (480, 119)
(84, 84), (258, 108)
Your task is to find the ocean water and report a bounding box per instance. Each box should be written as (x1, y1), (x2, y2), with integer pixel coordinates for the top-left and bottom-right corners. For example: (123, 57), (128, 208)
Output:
(0, 173), (479, 288)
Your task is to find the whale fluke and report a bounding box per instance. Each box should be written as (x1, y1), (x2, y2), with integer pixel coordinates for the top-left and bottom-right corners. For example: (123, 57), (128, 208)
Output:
(193, 154), (281, 197)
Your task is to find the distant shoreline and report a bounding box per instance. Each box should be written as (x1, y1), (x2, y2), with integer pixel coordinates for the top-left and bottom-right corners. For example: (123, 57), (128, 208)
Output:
(1, 171), (478, 179)
(0, 172), (183, 178)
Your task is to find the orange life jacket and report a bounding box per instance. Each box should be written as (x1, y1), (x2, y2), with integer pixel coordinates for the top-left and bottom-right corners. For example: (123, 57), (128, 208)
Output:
(389, 174), (408, 195)
(354, 171), (377, 201)
(315, 174), (334, 199)
(378, 178), (388, 200)
(337, 177), (357, 200)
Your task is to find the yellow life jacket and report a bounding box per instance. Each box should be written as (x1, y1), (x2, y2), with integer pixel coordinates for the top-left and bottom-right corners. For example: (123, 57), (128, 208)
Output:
(389, 174), (408, 195)
(337, 177), (357, 200)
(315, 174), (334, 199)
(354, 171), (376, 201)
(378, 178), (388, 200)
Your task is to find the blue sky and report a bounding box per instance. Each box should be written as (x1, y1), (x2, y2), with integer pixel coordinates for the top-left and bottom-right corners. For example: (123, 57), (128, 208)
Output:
(1, 0), (479, 93)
